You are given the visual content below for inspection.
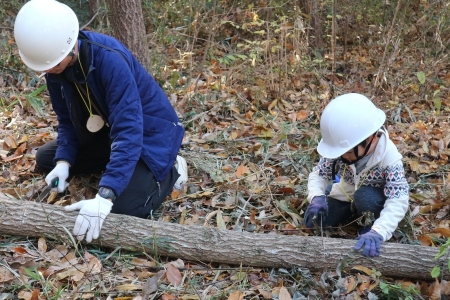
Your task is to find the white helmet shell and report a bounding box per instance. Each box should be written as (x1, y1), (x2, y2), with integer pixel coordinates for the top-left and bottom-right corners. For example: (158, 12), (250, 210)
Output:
(317, 93), (386, 159)
(14, 0), (79, 71)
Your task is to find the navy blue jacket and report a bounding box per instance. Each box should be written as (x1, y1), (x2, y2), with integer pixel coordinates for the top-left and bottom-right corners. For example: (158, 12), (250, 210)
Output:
(46, 31), (184, 196)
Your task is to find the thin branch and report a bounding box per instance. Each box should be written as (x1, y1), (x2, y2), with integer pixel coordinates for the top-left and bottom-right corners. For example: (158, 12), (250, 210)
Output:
(81, 8), (104, 29)
(373, 0), (401, 93)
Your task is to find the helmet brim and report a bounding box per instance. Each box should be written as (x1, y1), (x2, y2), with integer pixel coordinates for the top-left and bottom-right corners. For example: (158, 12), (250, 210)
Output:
(317, 108), (386, 159)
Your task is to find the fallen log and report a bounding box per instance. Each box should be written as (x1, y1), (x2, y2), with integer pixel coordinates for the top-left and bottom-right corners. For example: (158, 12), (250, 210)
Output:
(0, 196), (447, 280)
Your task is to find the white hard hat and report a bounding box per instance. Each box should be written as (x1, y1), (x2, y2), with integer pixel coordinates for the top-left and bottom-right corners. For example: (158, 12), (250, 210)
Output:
(14, 0), (79, 71)
(317, 93), (386, 159)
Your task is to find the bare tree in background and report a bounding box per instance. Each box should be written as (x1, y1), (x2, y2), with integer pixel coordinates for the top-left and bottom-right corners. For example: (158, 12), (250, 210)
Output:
(88, 0), (100, 21)
(105, 0), (148, 67)
(300, 0), (324, 52)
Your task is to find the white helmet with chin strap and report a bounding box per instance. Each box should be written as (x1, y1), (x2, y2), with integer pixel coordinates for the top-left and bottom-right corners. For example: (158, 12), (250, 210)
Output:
(317, 93), (386, 159)
(14, 0), (79, 71)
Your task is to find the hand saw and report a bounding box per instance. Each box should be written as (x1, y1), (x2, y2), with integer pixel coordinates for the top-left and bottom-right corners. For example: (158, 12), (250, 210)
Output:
(36, 177), (59, 202)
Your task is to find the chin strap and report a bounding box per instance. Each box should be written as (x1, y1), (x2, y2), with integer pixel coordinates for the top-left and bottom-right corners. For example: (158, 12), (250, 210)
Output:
(341, 132), (377, 165)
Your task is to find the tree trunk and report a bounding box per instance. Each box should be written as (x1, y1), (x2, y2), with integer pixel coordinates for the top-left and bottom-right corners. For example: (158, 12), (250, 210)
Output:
(104, 0), (148, 67)
(88, 0), (100, 22)
(299, 0), (324, 51)
(0, 196), (447, 281)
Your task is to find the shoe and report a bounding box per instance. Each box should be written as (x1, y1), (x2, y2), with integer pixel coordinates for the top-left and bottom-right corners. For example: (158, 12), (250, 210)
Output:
(174, 155), (188, 190)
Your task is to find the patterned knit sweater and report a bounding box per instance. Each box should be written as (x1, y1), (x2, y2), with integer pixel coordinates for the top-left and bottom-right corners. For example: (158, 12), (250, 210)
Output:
(307, 128), (409, 241)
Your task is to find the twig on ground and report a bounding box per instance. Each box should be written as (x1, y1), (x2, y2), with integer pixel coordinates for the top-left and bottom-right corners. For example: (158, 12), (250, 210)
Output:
(203, 210), (219, 227)
(202, 267), (222, 298)
(233, 194), (253, 229)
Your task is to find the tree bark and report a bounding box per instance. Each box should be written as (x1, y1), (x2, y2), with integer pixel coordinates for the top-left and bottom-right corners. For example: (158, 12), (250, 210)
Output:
(0, 196), (447, 281)
(299, 0), (324, 51)
(104, 0), (148, 67)
(88, 0), (100, 22)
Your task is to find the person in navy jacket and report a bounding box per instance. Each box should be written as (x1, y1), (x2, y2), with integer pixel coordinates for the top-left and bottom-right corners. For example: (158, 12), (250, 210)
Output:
(14, 0), (187, 243)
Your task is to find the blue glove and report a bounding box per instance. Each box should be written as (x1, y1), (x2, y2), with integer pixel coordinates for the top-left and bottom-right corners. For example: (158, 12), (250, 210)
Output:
(354, 229), (383, 257)
(304, 196), (328, 228)
(333, 174), (340, 183)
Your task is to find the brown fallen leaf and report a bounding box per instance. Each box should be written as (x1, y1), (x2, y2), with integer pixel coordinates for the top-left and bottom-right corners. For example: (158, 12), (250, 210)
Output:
(351, 265), (372, 275)
(227, 290), (244, 300)
(236, 164), (249, 178)
(258, 287), (272, 299)
(54, 268), (84, 282)
(429, 278), (441, 300)
(441, 280), (450, 295)
(115, 284), (141, 291)
(30, 289), (39, 300)
(37, 237), (47, 253)
(297, 110), (309, 121)
(0, 266), (15, 283)
(344, 276), (357, 293)
(142, 269), (165, 300)
(430, 227), (450, 238)
(13, 246), (28, 255)
(46, 191), (58, 204)
(171, 189), (181, 199)
(166, 263), (182, 287)
(161, 293), (176, 300)
(279, 287), (292, 300)
(85, 251), (102, 274)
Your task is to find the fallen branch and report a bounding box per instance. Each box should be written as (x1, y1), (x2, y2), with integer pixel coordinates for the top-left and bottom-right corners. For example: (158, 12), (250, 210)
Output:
(0, 196), (447, 280)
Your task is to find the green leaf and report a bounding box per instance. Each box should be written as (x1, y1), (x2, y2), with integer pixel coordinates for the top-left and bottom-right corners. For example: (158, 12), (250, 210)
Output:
(236, 54), (248, 60)
(433, 98), (441, 115)
(226, 54), (236, 61)
(275, 200), (302, 225)
(379, 281), (389, 294)
(435, 245), (447, 260)
(443, 238), (450, 247)
(230, 271), (247, 281)
(433, 89), (441, 97)
(25, 84), (47, 116)
(416, 71), (426, 84)
(216, 210), (226, 229)
(169, 71), (179, 87)
(23, 267), (40, 280)
(28, 84), (47, 97)
(431, 266), (440, 278)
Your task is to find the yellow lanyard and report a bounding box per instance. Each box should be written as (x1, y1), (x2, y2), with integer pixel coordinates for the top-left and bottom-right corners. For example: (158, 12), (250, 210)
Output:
(339, 164), (368, 202)
(74, 58), (93, 117)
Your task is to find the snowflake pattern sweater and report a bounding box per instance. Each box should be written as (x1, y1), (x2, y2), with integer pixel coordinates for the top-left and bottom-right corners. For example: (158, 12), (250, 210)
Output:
(307, 128), (409, 241)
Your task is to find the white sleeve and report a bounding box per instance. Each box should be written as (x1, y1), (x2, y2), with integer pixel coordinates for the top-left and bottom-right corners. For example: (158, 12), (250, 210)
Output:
(371, 161), (409, 241)
(307, 157), (334, 202)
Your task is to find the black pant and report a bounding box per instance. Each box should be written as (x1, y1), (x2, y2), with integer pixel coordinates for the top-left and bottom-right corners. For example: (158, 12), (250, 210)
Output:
(321, 185), (386, 228)
(305, 185), (386, 230)
(35, 140), (179, 219)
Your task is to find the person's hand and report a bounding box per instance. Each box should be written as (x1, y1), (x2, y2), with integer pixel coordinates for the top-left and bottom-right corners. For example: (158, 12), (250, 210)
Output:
(64, 194), (113, 243)
(354, 229), (383, 257)
(304, 195), (328, 228)
(45, 161), (70, 192)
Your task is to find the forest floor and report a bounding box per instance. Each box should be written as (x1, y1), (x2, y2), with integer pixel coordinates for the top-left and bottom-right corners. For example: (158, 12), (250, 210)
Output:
(1, 1), (450, 299)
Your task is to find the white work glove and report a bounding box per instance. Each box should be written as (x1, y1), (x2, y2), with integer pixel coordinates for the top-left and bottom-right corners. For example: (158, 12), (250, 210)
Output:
(45, 161), (70, 192)
(64, 194), (113, 243)
(174, 155), (188, 190)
